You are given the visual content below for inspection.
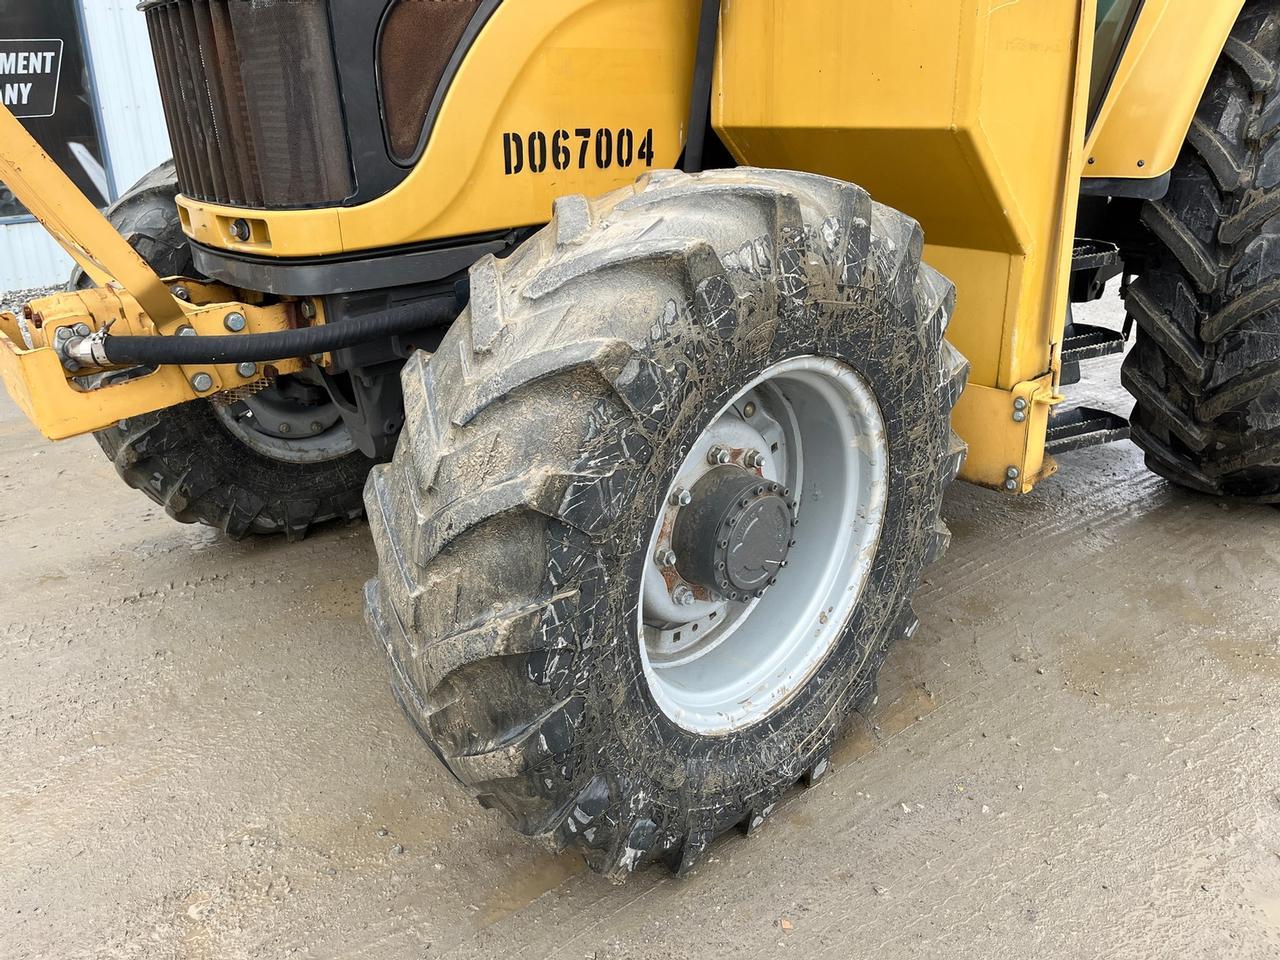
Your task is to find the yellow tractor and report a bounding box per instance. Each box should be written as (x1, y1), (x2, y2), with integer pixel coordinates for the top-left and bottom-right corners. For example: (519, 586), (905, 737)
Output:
(0, 0), (1270, 877)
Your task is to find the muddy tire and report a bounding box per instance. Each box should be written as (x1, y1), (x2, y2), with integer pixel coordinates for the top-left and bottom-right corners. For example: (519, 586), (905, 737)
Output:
(79, 162), (372, 539)
(1123, 1), (1280, 501)
(364, 168), (968, 878)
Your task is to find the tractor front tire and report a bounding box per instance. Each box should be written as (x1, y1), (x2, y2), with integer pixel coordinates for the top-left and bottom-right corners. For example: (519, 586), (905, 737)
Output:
(80, 162), (372, 539)
(364, 168), (968, 878)
(1124, 1), (1280, 500)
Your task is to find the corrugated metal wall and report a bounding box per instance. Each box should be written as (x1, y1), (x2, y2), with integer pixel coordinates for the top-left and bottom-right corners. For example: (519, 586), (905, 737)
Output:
(0, 1), (170, 291)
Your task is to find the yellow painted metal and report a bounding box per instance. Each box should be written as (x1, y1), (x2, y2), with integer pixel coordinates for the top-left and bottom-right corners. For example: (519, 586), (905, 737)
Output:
(1085, 0), (1244, 179)
(951, 376), (1064, 493)
(176, 0), (701, 258)
(0, 106), (183, 327)
(0, 285), (308, 441)
(716, 0), (1096, 490)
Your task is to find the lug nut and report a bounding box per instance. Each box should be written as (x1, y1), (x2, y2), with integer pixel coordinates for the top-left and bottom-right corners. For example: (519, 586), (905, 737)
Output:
(278, 422), (292, 435)
(672, 585), (696, 607)
(310, 421), (324, 434)
(744, 450), (766, 469)
(669, 487), (692, 507)
(190, 372), (214, 393)
(224, 312), (247, 333)
(707, 445), (732, 466)
(236, 361), (257, 378)
(655, 548), (678, 567)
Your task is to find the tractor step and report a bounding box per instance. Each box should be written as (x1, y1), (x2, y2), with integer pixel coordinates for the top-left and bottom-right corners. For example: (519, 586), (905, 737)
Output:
(1071, 238), (1120, 273)
(1060, 322), (1128, 385)
(1068, 238), (1122, 303)
(1045, 405), (1130, 456)
(1062, 322), (1127, 364)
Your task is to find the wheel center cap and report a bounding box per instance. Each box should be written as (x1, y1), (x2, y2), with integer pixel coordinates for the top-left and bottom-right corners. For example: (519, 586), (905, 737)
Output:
(672, 465), (795, 600)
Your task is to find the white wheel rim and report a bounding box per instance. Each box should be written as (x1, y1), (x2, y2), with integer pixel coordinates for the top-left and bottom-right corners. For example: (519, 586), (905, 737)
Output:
(638, 356), (889, 735)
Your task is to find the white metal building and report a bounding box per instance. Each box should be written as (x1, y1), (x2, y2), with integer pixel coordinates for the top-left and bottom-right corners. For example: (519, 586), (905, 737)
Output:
(0, 0), (170, 290)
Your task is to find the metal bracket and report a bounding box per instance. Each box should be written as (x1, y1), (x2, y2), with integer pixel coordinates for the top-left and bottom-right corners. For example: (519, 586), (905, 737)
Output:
(0, 284), (306, 440)
(952, 373), (1064, 494)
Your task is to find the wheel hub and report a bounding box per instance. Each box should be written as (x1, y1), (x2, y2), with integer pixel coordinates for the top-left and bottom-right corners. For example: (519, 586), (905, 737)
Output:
(638, 356), (890, 735)
(673, 466), (794, 601)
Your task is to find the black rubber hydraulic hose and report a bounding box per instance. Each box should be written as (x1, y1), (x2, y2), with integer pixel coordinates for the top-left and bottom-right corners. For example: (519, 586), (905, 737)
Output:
(98, 298), (457, 366)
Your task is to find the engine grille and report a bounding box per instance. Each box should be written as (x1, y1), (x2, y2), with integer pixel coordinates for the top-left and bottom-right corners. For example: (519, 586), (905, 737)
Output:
(143, 0), (354, 209)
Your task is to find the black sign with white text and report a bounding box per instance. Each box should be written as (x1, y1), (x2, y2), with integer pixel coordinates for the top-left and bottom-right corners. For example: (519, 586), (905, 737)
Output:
(0, 39), (65, 118)
(0, 1), (108, 218)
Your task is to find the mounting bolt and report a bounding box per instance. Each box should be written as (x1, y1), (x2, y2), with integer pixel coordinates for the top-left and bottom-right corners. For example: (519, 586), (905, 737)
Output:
(190, 372), (214, 393)
(669, 487), (693, 507)
(229, 218), (252, 242)
(177, 325), (197, 337)
(1006, 466), (1020, 480)
(63, 359), (81, 373)
(54, 326), (73, 342)
(299, 299), (317, 321)
(1005, 478), (1019, 492)
(278, 422), (292, 435)
(655, 548), (678, 567)
(707, 445), (732, 466)
(236, 361), (257, 378)
(73, 322), (91, 337)
(170, 284), (191, 302)
(744, 450), (766, 469)
(1013, 410), (1027, 423)
(743, 401), (757, 418)
(672, 585), (696, 607)
(224, 312), (247, 332)
(310, 421), (324, 434)
(1014, 398), (1028, 411)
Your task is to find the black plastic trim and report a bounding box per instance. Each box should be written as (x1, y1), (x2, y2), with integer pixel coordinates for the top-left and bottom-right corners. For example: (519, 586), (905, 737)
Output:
(1080, 172), (1171, 200)
(189, 231), (524, 297)
(326, 0), (407, 205)
(682, 0), (722, 174)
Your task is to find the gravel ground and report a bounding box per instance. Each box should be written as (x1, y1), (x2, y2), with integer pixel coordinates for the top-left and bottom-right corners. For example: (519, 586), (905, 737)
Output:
(0, 284), (67, 317)
(2, 286), (1278, 959)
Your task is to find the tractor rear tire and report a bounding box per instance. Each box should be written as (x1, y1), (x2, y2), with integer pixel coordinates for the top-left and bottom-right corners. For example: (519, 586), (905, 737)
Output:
(77, 162), (372, 539)
(1123, 1), (1280, 501)
(364, 168), (968, 878)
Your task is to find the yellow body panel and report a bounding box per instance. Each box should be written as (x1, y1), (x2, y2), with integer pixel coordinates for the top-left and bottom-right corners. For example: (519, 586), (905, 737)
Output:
(177, 0), (701, 258)
(1086, 0), (1244, 179)
(716, 0), (1095, 488)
